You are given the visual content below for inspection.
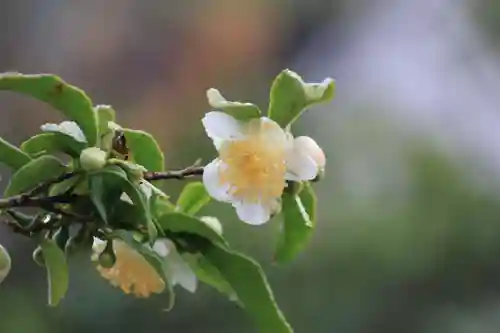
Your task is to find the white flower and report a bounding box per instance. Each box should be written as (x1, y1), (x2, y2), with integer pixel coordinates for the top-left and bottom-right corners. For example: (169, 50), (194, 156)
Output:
(41, 120), (87, 143)
(202, 111), (324, 225)
(92, 237), (197, 297)
(92, 238), (165, 298)
(152, 239), (197, 293)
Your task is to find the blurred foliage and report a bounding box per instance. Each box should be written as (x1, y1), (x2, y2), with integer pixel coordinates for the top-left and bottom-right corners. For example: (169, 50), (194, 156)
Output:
(1, 0), (500, 332)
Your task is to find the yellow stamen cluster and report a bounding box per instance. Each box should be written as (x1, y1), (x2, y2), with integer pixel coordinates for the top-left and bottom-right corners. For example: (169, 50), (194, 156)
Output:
(95, 241), (165, 298)
(218, 120), (287, 203)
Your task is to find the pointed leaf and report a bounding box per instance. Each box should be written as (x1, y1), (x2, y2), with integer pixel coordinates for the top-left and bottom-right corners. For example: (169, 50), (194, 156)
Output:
(40, 121), (87, 143)
(121, 129), (164, 172)
(268, 69), (335, 127)
(0, 137), (32, 170)
(21, 132), (86, 158)
(95, 105), (116, 151)
(176, 182), (210, 215)
(158, 212), (227, 247)
(110, 230), (175, 309)
(88, 173), (108, 224)
(0, 73), (98, 145)
(205, 246), (292, 333)
(275, 183), (317, 263)
(95, 105), (116, 134)
(206, 88), (261, 121)
(5, 156), (66, 196)
(100, 166), (153, 235)
(40, 238), (69, 306)
(183, 253), (238, 303)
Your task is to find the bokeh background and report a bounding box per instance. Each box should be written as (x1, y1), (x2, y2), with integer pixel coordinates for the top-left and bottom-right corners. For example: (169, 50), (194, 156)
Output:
(2, 0), (500, 332)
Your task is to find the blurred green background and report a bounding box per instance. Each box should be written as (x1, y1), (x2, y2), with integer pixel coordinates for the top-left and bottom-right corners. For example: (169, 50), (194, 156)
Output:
(3, 0), (500, 332)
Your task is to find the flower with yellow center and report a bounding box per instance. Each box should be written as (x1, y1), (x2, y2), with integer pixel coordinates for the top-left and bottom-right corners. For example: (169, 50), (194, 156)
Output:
(202, 111), (325, 225)
(92, 237), (197, 298)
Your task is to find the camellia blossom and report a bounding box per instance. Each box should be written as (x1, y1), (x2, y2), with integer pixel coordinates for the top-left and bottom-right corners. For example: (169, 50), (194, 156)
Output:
(202, 111), (325, 225)
(92, 237), (197, 298)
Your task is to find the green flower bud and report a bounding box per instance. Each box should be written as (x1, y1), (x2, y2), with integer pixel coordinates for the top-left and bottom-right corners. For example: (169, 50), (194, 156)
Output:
(0, 244), (11, 284)
(98, 242), (116, 269)
(80, 147), (107, 171)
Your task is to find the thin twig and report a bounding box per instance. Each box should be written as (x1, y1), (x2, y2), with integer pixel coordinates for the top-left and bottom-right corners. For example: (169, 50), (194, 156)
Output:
(144, 164), (204, 181)
(0, 194), (74, 210)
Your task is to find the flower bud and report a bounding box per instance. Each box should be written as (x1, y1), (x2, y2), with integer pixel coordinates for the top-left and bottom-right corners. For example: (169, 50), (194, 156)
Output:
(98, 242), (116, 269)
(0, 244), (11, 284)
(80, 147), (107, 171)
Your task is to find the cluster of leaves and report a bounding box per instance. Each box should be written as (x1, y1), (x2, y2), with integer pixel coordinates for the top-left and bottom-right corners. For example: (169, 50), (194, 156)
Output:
(0, 70), (334, 333)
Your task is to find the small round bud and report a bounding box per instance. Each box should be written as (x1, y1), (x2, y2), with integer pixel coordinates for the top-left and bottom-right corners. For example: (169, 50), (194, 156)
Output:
(98, 242), (116, 269)
(32, 246), (45, 267)
(80, 147), (107, 171)
(0, 244), (11, 284)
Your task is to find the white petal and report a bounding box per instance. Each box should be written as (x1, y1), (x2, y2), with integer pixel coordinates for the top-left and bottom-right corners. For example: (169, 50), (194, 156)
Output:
(41, 121), (87, 143)
(285, 145), (318, 181)
(203, 159), (232, 202)
(92, 237), (106, 253)
(168, 253), (198, 293)
(293, 136), (326, 169)
(152, 240), (170, 257)
(160, 239), (197, 293)
(202, 111), (244, 147)
(233, 201), (272, 225)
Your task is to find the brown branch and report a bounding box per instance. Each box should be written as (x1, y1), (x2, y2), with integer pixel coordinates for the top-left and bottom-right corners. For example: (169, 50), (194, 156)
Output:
(144, 166), (204, 181)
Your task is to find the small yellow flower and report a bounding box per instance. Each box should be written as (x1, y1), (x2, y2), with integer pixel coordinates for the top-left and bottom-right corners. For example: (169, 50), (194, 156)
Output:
(202, 111), (325, 225)
(92, 238), (165, 298)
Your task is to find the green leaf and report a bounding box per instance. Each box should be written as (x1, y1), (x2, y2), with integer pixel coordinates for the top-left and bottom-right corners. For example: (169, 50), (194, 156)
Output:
(0, 136), (32, 170)
(109, 230), (175, 309)
(183, 253), (238, 303)
(21, 132), (86, 158)
(274, 182), (317, 264)
(205, 246), (292, 333)
(40, 238), (69, 306)
(99, 166), (153, 236)
(95, 105), (116, 151)
(158, 212), (227, 247)
(122, 129), (164, 172)
(152, 195), (176, 220)
(88, 173), (108, 224)
(95, 105), (116, 134)
(176, 182), (210, 215)
(268, 69), (335, 127)
(49, 174), (83, 196)
(207, 88), (261, 121)
(0, 73), (98, 146)
(4, 156), (66, 196)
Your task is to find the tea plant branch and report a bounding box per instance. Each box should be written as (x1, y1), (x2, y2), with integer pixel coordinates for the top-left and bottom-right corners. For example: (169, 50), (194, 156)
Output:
(143, 163), (204, 181)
